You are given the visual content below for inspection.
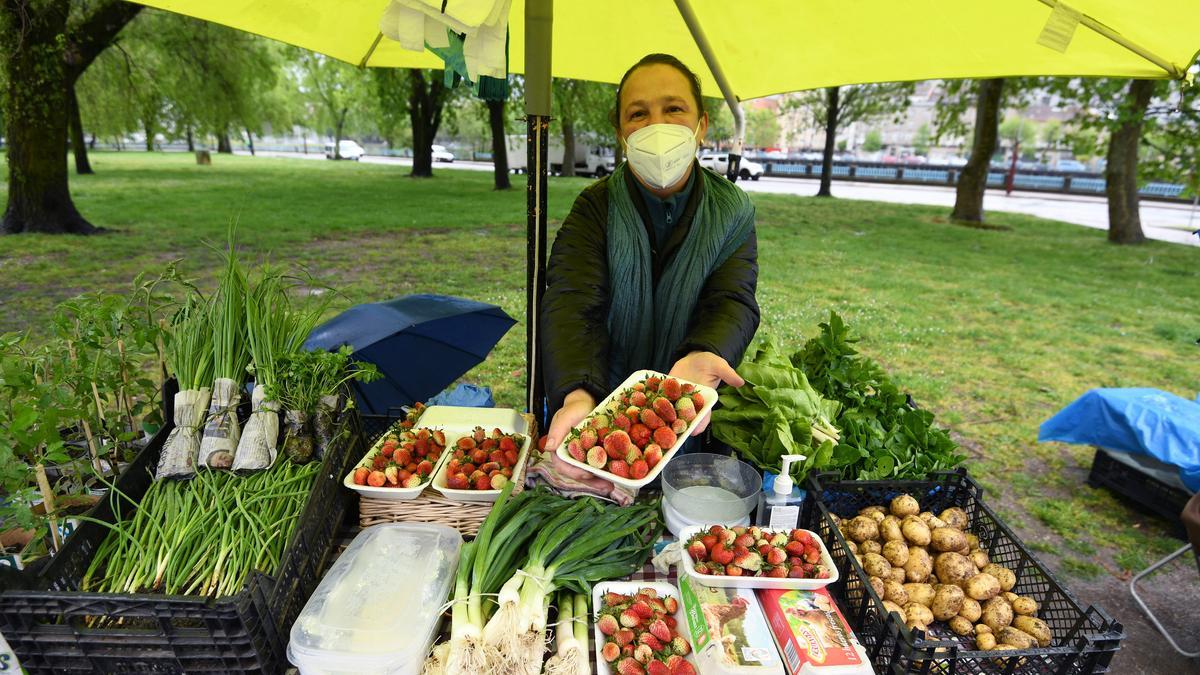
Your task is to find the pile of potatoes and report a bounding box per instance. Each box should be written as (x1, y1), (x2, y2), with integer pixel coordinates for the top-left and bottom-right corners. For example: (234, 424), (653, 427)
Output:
(833, 493), (1052, 653)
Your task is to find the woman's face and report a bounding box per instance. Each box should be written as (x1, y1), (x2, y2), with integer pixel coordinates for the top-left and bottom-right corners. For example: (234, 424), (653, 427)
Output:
(618, 64), (708, 144)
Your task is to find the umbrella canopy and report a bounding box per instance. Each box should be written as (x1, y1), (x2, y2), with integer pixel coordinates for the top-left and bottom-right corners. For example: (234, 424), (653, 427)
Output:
(132, 0), (1199, 95)
(304, 294), (516, 415)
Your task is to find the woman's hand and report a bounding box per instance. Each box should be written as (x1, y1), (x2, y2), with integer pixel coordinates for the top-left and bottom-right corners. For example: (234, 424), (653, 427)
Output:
(668, 351), (745, 436)
(543, 388), (614, 491)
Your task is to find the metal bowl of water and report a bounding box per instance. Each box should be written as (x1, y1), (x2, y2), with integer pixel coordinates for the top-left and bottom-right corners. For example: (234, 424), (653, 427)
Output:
(661, 453), (761, 525)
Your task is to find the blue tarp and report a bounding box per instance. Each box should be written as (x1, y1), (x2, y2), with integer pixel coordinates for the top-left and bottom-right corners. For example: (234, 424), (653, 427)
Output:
(1039, 388), (1200, 492)
(426, 383), (495, 408)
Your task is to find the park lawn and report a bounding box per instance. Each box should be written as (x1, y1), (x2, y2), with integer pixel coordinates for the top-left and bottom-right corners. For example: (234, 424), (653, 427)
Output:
(2, 151), (1198, 578)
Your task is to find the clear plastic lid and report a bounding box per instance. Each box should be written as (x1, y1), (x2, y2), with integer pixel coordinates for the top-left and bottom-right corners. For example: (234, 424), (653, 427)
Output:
(288, 523), (462, 670)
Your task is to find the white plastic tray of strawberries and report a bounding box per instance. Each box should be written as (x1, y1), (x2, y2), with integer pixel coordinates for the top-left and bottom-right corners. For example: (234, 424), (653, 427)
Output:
(677, 525), (840, 590)
(591, 581), (697, 675)
(554, 370), (718, 490)
(343, 405), (529, 502)
(429, 427), (532, 503)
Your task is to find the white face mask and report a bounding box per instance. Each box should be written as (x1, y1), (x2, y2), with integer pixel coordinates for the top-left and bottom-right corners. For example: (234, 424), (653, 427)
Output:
(622, 122), (700, 190)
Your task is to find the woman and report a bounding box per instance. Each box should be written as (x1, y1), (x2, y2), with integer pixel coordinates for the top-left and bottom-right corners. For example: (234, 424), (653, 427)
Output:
(540, 53), (760, 487)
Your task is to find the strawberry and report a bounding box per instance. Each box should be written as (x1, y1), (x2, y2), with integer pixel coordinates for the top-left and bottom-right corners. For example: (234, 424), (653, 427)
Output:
(638, 588), (658, 599)
(447, 473), (469, 490)
(472, 426), (486, 443)
(416, 460), (433, 476)
(367, 470), (386, 487)
(567, 440), (586, 462)
(682, 382), (695, 394)
(617, 657), (645, 675)
(629, 423), (652, 448)
(632, 382), (646, 392)
(372, 455), (388, 470)
(674, 396), (697, 422)
(652, 426), (677, 449)
(579, 428), (598, 450)
(602, 642), (621, 662)
(671, 418), (688, 435)
(381, 445), (395, 460)
(785, 541), (805, 557)
(432, 429), (446, 447)
(587, 447), (607, 468)
(661, 377), (683, 401)
(604, 430), (632, 458)
(598, 614), (619, 635)
(639, 408), (664, 430)
(804, 548), (821, 564)
(766, 547), (787, 565)
(605, 592), (630, 605)
(649, 618), (671, 643)
(664, 596), (678, 614)
(687, 540), (707, 561)
(735, 533), (755, 548)
(770, 531), (788, 546)
(384, 466), (399, 485)
(634, 644), (654, 664)
(456, 437), (476, 450)
(792, 529), (812, 544)
(498, 436), (517, 453)
(352, 467), (369, 485)
(614, 414), (633, 432)
(489, 474), (508, 490)
(630, 390), (648, 408)
(670, 636), (691, 657)
(725, 564), (743, 576)
(734, 551), (763, 572)
(503, 449), (518, 466)
(652, 397), (677, 424)
(665, 655), (686, 673)
(620, 609), (642, 628)
(644, 376), (662, 392)
(694, 562), (710, 575)
(638, 632), (664, 651)
(701, 534), (718, 551)
(648, 661), (671, 675)
(625, 405), (641, 422)
(665, 615), (677, 629)
(403, 474), (422, 488)
(614, 629), (636, 646)
(608, 460), (631, 478)
(631, 459), (649, 480)
(630, 600), (654, 619)
(648, 597), (667, 614)
(623, 644), (635, 657)
(765, 565), (788, 578)
(711, 541), (734, 566)
(643, 444), (663, 468)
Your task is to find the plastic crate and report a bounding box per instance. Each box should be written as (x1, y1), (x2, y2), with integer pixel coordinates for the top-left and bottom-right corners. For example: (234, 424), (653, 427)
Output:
(0, 409), (363, 674)
(802, 469), (1125, 674)
(1087, 447), (1191, 538)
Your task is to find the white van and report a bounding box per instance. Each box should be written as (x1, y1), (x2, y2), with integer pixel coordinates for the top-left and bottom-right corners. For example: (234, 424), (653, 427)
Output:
(324, 140), (365, 160)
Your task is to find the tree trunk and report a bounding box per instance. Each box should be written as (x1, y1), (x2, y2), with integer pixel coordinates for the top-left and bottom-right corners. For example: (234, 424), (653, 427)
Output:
(561, 117), (577, 177)
(68, 84), (93, 175)
(217, 130), (232, 154)
(333, 112), (345, 160)
(0, 0), (97, 234)
(185, 126), (194, 152)
(245, 127), (255, 156)
(408, 69), (447, 179)
(817, 86), (839, 197)
(952, 78), (1005, 223)
(143, 118), (154, 152)
(1104, 79), (1154, 245)
(487, 99), (511, 190)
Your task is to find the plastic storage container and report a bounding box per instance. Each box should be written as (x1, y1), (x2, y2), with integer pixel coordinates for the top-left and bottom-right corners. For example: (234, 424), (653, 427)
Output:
(678, 576), (784, 674)
(678, 525), (839, 591)
(288, 523), (462, 675)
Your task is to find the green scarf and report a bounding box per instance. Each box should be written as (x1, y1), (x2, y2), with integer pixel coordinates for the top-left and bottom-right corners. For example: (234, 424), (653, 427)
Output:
(605, 162), (755, 388)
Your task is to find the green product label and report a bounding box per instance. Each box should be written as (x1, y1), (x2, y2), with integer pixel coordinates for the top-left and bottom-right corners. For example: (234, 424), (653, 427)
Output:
(679, 577), (711, 651)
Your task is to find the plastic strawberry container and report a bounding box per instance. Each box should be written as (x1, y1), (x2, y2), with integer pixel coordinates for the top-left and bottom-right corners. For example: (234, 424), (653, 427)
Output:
(677, 525), (839, 590)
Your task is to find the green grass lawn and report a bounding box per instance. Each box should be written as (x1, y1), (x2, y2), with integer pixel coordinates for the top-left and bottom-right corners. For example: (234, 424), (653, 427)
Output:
(3, 151), (1198, 578)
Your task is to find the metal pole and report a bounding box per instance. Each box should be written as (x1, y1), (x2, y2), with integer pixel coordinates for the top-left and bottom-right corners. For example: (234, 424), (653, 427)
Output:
(525, 0), (552, 430)
(674, 0), (744, 181)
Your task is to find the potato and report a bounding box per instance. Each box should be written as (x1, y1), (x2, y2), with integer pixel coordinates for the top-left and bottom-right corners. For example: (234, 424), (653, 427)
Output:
(903, 583), (936, 607)
(854, 553), (864, 567)
(890, 567), (907, 584)
(904, 602), (934, 626)
(982, 564), (1016, 592)
(1012, 616), (1052, 647)
(935, 552), (975, 587)
(882, 600), (905, 618)
(975, 632), (997, 650)
(969, 549), (990, 569)
(867, 510), (885, 523)
(919, 511), (948, 529)
(948, 616), (974, 637)
(998, 627), (1038, 650)
(868, 576), (886, 598)
(931, 584), (965, 621)
(905, 619), (929, 633)
(965, 573), (1002, 601)
(1002, 592), (1019, 604)
(890, 494), (920, 518)
(930, 527), (968, 553)
(883, 539), (910, 567)
(939, 507), (969, 530)
(883, 579), (909, 605)
(859, 505), (887, 519)
(959, 597), (982, 622)
(966, 533), (980, 549)
(901, 516), (932, 546)
(863, 553), (892, 578)
(860, 540), (882, 555)
(905, 547), (933, 582)
(1011, 596), (1038, 616)
(846, 540), (858, 555)
(981, 597), (1014, 632)
(879, 516), (904, 542)
(975, 624), (992, 635)
(846, 516), (880, 543)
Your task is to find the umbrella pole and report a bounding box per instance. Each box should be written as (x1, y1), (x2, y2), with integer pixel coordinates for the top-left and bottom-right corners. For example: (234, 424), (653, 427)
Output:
(675, 0), (745, 181)
(525, 0), (553, 430)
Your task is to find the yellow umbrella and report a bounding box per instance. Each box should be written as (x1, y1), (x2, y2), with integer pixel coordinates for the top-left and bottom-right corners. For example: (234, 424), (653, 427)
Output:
(130, 0), (1200, 420)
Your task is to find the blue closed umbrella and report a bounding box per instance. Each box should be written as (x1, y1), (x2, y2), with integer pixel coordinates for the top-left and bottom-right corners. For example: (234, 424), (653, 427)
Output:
(305, 294), (516, 414)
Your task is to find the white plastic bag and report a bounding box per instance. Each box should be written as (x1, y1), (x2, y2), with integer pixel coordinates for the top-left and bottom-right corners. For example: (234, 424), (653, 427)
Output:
(232, 384), (279, 472)
(199, 377), (242, 470)
(155, 388), (211, 479)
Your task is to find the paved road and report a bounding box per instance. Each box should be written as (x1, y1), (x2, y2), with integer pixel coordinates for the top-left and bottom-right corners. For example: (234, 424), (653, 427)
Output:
(239, 151), (1200, 246)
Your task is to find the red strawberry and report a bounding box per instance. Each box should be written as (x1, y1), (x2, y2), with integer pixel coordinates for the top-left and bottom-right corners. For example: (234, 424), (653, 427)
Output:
(643, 444), (664, 468)
(598, 614), (619, 635)
(789, 566), (808, 578)
(352, 467), (369, 485)
(687, 540), (707, 561)
(372, 456), (388, 470)
(625, 405), (641, 421)
(638, 632), (664, 651)
(630, 600), (654, 619)
(725, 564), (743, 576)
(661, 378), (683, 401)
(674, 397), (697, 422)
(665, 655), (687, 673)
(682, 382), (695, 394)
(623, 644), (635, 657)
(457, 437), (476, 450)
(630, 390), (648, 407)
(614, 629), (636, 646)
(653, 426), (677, 449)
(432, 429), (446, 447)
(614, 414), (633, 432)
(644, 376), (662, 392)
(620, 609), (642, 628)
(639, 408), (664, 430)
(602, 642), (621, 662)
(648, 661), (671, 675)
(671, 418), (688, 435)
(605, 592), (630, 605)
(785, 541), (805, 557)
(664, 596), (678, 614)
(587, 447), (607, 468)
(498, 436), (517, 453)
(649, 618), (671, 643)
(652, 397), (677, 424)
(608, 460), (631, 478)
(804, 548), (821, 564)
(503, 449), (518, 466)
(416, 460), (433, 476)
(567, 439), (586, 462)
(765, 565), (788, 578)
(735, 533), (755, 548)
(367, 470), (386, 487)
(629, 423), (652, 448)
(617, 657), (645, 675)
(631, 459), (649, 480)
(472, 427), (486, 443)
(579, 428), (598, 450)
(447, 473), (469, 490)
(670, 636), (691, 657)
(604, 430), (632, 458)
(792, 529), (812, 544)
(393, 448), (411, 466)
(634, 644), (653, 664)
(701, 534), (718, 551)
(473, 475), (492, 490)
(694, 562), (710, 575)
(711, 541), (734, 566)
(734, 551), (763, 572)
(766, 547), (787, 565)
(665, 615), (677, 629)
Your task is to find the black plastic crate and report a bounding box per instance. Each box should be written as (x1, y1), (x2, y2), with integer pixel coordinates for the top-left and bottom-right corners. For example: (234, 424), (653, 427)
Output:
(0, 409), (363, 674)
(1087, 447), (1191, 538)
(360, 408), (409, 449)
(803, 469), (1125, 675)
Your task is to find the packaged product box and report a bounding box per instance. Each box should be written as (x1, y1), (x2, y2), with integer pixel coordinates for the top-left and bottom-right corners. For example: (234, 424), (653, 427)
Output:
(678, 575), (785, 675)
(756, 588), (874, 675)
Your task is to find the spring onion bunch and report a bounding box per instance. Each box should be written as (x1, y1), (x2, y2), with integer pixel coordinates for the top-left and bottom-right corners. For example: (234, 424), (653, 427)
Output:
(543, 592), (589, 675)
(165, 296), (214, 391)
(210, 243), (250, 383)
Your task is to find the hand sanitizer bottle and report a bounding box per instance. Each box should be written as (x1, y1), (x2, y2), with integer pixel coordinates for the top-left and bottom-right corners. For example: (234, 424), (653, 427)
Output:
(757, 454), (806, 530)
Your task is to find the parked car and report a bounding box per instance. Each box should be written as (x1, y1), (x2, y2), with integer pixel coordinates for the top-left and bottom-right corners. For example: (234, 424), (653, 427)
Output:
(1056, 159), (1087, 173)
(698, 153), (763, 180)
(432, 144), (455, 163)
(324, 140), (365, 160)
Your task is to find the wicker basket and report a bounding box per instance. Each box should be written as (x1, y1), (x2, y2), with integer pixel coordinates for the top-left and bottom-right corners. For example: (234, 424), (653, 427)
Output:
(357, 412), (536, 536)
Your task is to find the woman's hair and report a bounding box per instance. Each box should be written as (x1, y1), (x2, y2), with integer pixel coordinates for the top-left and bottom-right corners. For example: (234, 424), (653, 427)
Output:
(611, 53), (705, 130)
